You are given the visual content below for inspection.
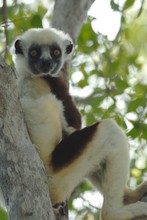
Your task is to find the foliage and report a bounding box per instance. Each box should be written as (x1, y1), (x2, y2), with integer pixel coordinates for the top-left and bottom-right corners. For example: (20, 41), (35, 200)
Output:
(0, 0), (147, 219)
(0, 209), (8, 220)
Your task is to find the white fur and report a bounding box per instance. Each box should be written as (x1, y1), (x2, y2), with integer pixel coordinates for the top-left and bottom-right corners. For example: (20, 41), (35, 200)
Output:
(49, 119), (129, 203)
(17, 76), (68, 166)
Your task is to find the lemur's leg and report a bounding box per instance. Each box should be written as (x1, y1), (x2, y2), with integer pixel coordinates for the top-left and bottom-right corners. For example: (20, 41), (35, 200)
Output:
(89, 172), (147, 205)
(49, 119), (147, 220)
(88, 170), (147, 219)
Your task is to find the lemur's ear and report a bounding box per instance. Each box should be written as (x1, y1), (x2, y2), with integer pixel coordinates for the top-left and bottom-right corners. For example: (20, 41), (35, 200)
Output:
(15, 39), (23, 55)
(65, 41), (74, 55)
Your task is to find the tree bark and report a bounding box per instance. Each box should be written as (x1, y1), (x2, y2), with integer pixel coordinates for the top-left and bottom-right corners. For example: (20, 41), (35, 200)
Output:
(52, 0), (95, 42)
(0, 57), (54, 220)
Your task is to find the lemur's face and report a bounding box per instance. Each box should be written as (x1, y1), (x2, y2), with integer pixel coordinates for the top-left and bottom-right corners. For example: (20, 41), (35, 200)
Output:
(26, 42), (62, 75)
(14, 28), (74, 77)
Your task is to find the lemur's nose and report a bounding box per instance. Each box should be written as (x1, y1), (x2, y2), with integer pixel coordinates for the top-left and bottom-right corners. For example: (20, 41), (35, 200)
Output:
(40, 58), (53, 72)
(41, 58), (53, 67)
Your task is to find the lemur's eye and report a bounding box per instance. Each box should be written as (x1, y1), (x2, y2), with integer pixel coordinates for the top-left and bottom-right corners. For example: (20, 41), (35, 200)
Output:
(29, 45), (41, 59)
(30, 50), (38, 57)
(51, 46), (61, 58)
(53, 49), (61, 57)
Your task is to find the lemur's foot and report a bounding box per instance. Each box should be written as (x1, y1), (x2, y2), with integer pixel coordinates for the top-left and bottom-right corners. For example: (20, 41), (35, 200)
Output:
(53, 200), (68, 220)
(124, 181), (147, 204)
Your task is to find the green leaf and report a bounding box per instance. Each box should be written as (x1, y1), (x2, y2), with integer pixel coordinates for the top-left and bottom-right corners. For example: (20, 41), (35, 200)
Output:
(115, 78), (129, 92)
(31, 14), (42, 28)
(123, 0), (136, 10)
(137, 0), (145, 17)
(141, 124), (147, 139)
(127, 127), (141, 139)
(131, 168), (142, 178)
(77, 18), (98, 54)
(110, 0), (120, 11)
(0, 209), (8, 220)
(127, 98), (146, 112)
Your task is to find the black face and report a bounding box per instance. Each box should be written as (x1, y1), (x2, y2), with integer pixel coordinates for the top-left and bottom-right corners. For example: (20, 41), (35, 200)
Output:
(28, 43), (62, 76)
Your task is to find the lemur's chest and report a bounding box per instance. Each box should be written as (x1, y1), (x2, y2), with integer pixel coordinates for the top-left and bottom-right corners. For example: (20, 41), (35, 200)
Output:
(18, 77), (63, 165)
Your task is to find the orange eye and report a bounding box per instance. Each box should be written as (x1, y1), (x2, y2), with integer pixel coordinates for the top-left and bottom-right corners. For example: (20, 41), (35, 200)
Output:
(30, 50), (38, 57)
(53, 49), (61, 57)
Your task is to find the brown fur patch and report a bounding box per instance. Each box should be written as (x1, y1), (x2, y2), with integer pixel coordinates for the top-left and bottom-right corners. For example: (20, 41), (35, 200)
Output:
(43, 76), (81, 130)
(50, 122), (99, 172)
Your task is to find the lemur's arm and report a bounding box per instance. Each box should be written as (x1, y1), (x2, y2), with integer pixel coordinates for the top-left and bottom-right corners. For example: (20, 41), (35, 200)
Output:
(44, 75), (81, 133)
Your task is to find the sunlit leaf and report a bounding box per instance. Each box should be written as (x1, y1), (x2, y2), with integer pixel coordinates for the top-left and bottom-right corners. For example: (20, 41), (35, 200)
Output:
(78, 18), (98, 54)
(127, 98), (145, 112)
(131, 168), (142, 178)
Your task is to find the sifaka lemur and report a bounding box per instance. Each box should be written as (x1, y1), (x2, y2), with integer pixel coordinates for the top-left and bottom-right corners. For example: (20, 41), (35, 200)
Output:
(11, 27), (147, 220)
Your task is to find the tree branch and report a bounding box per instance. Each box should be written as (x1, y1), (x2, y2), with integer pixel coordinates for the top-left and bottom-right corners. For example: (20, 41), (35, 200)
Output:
(52, 0), (95, 42)
(52, 0), (95, 86)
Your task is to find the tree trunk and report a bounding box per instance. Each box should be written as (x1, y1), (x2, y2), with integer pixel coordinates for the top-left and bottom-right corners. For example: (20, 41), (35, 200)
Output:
(0, 57), (54, 220)
(52, 0), (95, 42)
